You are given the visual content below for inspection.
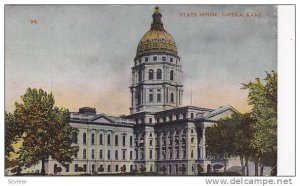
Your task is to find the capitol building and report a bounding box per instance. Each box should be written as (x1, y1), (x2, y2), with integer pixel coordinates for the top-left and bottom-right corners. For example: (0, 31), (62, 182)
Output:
(32, 7), (238, 175)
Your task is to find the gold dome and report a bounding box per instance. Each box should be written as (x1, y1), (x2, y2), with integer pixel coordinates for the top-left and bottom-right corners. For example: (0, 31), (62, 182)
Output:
(136, 7), (178, 57)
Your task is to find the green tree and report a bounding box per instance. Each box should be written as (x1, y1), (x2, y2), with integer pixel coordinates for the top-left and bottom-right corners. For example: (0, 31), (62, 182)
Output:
(197, 164), (204, 175)
(218, 113), (255, 176)
(140, 166), (146, 173)
(243, 71), (277, 176)
(120, 165), (126, 173)
(5, 112), (24, 168)
(14, 88), (79, 175)
(205, 122), (234, 172)
(159, 166), (166, 174)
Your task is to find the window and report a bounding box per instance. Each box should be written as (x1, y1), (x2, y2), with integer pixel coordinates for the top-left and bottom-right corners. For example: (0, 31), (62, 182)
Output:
(123, 136), (126, 146)
(149, 118), (152, 123)
(83, 164), (87, 172)
(157, 93), (161, 102)
(138, 58), (141, 64)
(149, 69), (154, 80)
(150, 150), (153, 159)
(74, 151), (78, 159)
(83, 149), (86, 159)
(107, 134), (111, 145)
(170, 151), (173, 159)
(153, 56), (157, 61)
(107, 150), (111, 160)
(136, 150), (138, 160)
(130, 165), (133, 172)
(83, 132), (86, 144)
(115, 150), (118, 160)
(162, 56), (166, 61)
(138, 70), (142, 82)
(156, 118), (160, 123)
(176, 150), (179, 159)
(170, 93), (174, 103)
(157, 69), (162, 79)
(191, 150), (194, 158)
(92, 164), (95, 173)
(149, 93), (153, 102)
(115, 135), (119, 146)
(108, 165), (111, 172)
(170, 57), (173, 62)
(130, 151), (133, 160)
(54, 164), (57, 174)
(123, 151), (126, 160)
(115, 165), (119, 172)
(145, 57), (148, 62)
(169, 115), (172, 121)
(191, 137), (194, 143)
(183, 150), (186, 159)
(170, 70), (174, 81)
(75, 164), (79, 172)
(91, 133), (95, 145)
(130, 136), (133, 146)
(150, 140), (153, 146)
(99, 150), (103, 159)
(91, 149), (95, 159)
(99, 134), (103, 145)
(191, 113), (194, 119)
(176, 114), (179, 120)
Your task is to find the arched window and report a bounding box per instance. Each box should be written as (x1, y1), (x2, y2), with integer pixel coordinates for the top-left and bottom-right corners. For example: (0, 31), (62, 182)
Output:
(91, 133), (95, 145)
(107, 134), (111, 145)
(99, 150), (103, 159)
(191, 150), (194, 158)
(91, 149), (95, 159)
(115, 135), (119, 146)
(83, 149), (86, 159)
(170, 70), (174, 81)
(170, 93), (174, 103)
(157, 69), (162, 79)
(83, 132), (86, 144)
(99, 134), (103, 145)
(130, 136), (133, 146)
(149, 69), (154, 80)
(115, 150), (118, 160)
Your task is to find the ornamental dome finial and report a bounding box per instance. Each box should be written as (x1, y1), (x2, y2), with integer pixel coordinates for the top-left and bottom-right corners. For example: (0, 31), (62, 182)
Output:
(151, 6), (163, 30)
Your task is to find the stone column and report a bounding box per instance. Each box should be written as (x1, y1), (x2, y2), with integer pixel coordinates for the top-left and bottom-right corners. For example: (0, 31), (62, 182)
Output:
(202, 126), (206, 159)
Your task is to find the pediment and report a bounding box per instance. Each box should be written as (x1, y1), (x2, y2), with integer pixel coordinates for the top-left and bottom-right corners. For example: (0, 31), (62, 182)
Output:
(91, 115), (114, 124)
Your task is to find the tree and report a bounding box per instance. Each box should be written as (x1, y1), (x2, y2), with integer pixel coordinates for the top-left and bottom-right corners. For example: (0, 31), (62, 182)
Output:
(120, 165), (126, 173)
(243, 71), (277, 176)
(179, 165), (186, 175)
(197, 164), (204, 175)
(159, 166), (166, 174)
(205, 122), (235, 172)
(5, 112), (24, 168)
(140, 166), (146, 173)
(98, 166), (104, 172)
(13, 88), (79, 175)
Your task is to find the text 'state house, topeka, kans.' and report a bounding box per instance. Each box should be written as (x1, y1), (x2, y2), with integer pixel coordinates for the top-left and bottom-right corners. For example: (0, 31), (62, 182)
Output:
(31, 7), (238, 175)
